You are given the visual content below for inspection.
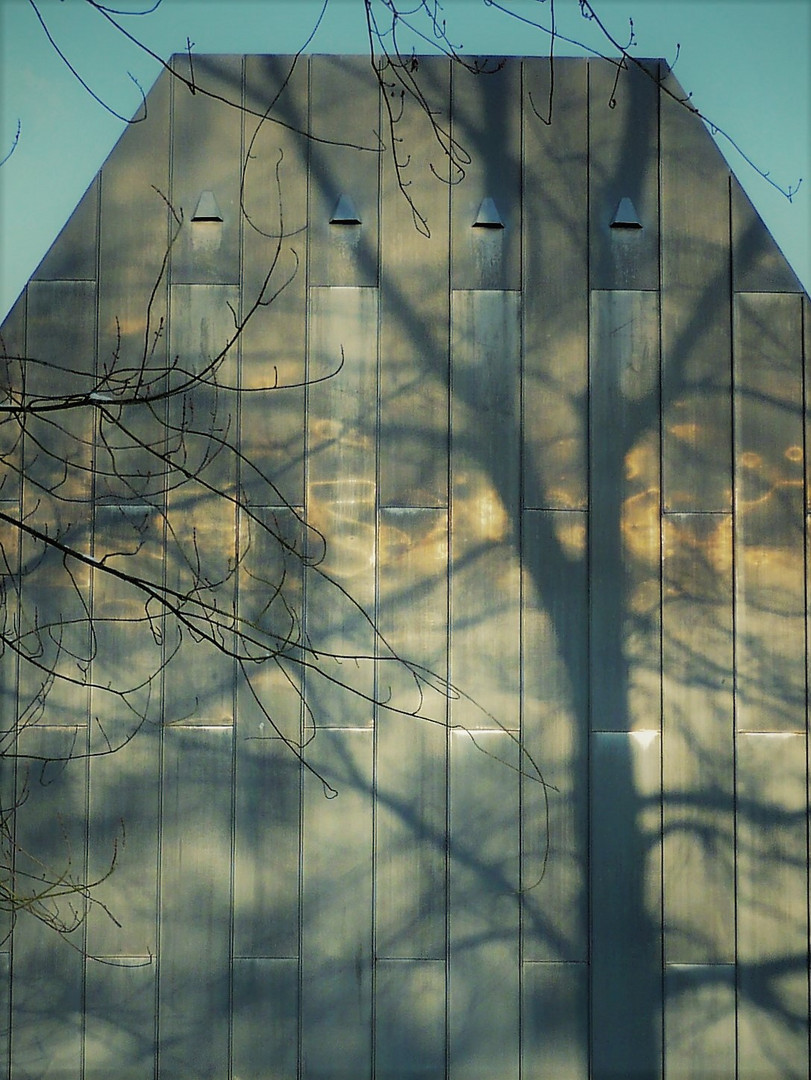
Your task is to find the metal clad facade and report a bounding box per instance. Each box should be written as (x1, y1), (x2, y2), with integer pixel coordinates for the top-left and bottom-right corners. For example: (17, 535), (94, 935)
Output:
(1, 54), (809, 1080)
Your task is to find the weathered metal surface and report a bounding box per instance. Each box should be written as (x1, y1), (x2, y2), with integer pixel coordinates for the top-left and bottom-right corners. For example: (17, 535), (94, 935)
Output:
(233, 735), (300, 957)
(10, 729), (87, 1080)
(306, 286), (377, 727)
(241, 56), (309, 508)
(521, 509), (588, 962)
(662, 513), (734, 963)
(521, 961), (588, 1080)
(450, 289), (521, 730)
(736, 733), (809, 1079)
(590, 730), (663, 1079)
(308, 58), (379, 288)
(84, 959), (155, 1079)
(375, 959), (445, 1078)
(33, 176), (99, 282)
(170, 56), (242, 285)
(449, 729), (520, 1080)
(589, 289), (661, 732)
(301, 729), (373, 1079)
(733, 292), (805, 732)
(451, 59), (521, 290)
(232, 957), (298, 1080)
(732, 176), (804, 293)
(660, 70), (732, 512)
(663, 965), (736, 1080)
(522, 58), (588, 511)
(588, 60), (660, 290)
(379, 56), (450, 507)
(158, 725), (232, 1079)
(376, 507), (447, 959)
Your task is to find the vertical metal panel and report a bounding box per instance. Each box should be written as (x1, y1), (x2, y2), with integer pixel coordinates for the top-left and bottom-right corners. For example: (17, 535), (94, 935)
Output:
(449, 730), (520, 1080)
(731, 177), (803, 293)
(521, 510), (588, 962)
(171, 56), (243, 285)
(588, 60), (660, 291)
(0, 293), (26, 502)
(158, 726), (232, 1079)
(232, 957), (298, 1080)
(233, 736), (300, 958)
(306, 287), (377, 728)
(163, 283), (239, 727)
(662, 514), (734, 963)
(376, 508), (447, 959)
(733, 293), (804, 732)
(10, 728), (86, 1080)
(301, 730), (373, 1079)
(308, 58), (379, 287)
(451, 59), (521, 290)
(522, 59), (588, 510)
(736, 733), (809, 1079)
(450, 290), (520, 730)
(660, 71), (732, 512)
(97, 68), (170, 391)
(33, 176), (99, 281)
(0, 951), (8, 1078)
(663, 965), (735, 1080)
(84, 958), (155, 1079)
(521, 961), (588, 1080)
(589, 290), (661, 732)
(241, 57), (309, 508)
(375, 959), (445, 1079)
(590, 731), (663, 1079)
(379, 56), (450, 507)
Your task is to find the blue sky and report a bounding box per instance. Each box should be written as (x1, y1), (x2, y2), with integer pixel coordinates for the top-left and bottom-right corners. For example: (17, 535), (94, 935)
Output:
(1, 0), (809, 318)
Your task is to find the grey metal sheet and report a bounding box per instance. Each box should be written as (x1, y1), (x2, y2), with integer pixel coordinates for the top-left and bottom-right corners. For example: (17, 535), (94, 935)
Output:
(376, 508), (447, 959)
(83, 957), (155, 1079)
(733, 293), (804, 732)
(306, 287), (378, 728)
(163, 283), (240, 726)
(663, 965), (735, 1080)
(736, 732), (809, 1079)
(33, 176), (99, 281)
(449, 729), (520, 1080)
(241, 57), (309, 508)
(589, 289), (661, 732)
(0, 293), (26, 503)
(158, 725), (232, 1079)
(301, 729), (373, 1078)
(660, 70), (732, 512)
(308, 58), (380, 287)
(731, 176), (804, 293)
(521, 961), (588, 1080)
(588, 60), (660, 291)
(451, 59), (520, 290)
(232, 957), (298, 1080)
(450, 290), (521, 730)
(590, 730), (663, 1079)
(0, 951), (8, 1074)
(233, 736), (300, 957)
(170, 56), (243, 285)
(97, 67), (170, 396)
(379, 56), (450, 507)
(10, 728), (86, 1080)
(375, 959), (445, 1079)
(522, 59), (588, 510)
(521, 510), (588, 962)
(87, 697), (160, 957)
(662, 513), (734, 963)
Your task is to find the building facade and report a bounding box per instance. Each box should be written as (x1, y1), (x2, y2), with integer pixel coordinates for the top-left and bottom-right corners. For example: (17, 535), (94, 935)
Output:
(1, 54), (809, 1079)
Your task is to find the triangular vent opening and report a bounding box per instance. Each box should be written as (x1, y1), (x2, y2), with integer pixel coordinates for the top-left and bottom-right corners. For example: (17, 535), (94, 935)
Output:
(330, 194), (361, 225)
(472, 196), (505, 229)
(191, 190), (223, 222)
(610, 197), (642, 229)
